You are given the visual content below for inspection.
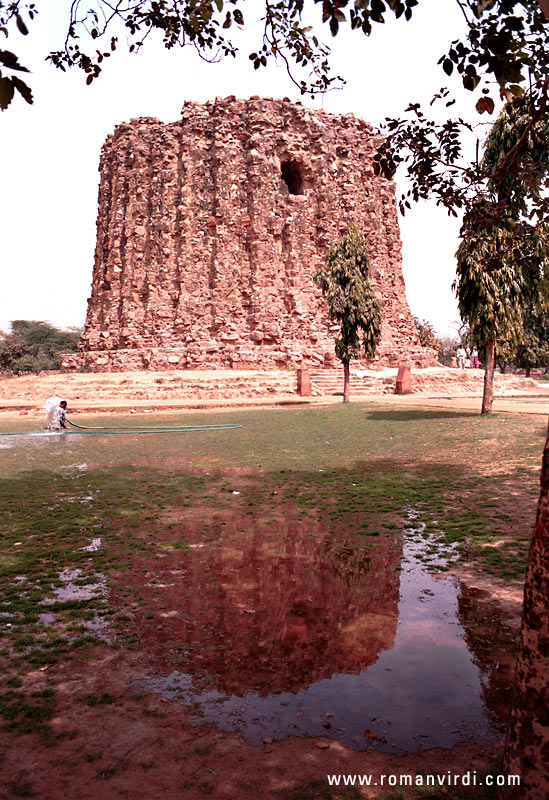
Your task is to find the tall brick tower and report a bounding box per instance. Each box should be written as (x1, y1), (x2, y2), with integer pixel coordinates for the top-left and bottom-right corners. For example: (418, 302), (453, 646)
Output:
(64, 97), (434, 371)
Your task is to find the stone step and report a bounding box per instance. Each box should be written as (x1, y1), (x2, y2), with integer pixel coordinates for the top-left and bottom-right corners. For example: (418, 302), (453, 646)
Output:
(308, 371), (389, 396)
(6, 370), (298, 403)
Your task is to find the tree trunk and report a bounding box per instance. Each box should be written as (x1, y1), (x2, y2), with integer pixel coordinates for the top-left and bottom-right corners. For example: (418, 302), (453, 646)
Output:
(343, 361), (350, 403)
(500, 424), (549, 799)
(525, 367), (531, 378)
(482, 339), (496, 414)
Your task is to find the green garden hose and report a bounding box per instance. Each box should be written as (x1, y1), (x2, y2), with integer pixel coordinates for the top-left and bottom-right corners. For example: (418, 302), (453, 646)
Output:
(0, 420), (241, 436)
(67, 419), (241, 432)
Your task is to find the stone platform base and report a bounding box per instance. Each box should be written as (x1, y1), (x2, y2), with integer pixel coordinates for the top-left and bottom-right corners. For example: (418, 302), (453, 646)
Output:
(60, 344), (436, 373)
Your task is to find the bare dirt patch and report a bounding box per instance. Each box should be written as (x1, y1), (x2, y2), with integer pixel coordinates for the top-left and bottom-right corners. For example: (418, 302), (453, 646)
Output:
(1, 647), (503, 800)
(1, 398), (542, 799)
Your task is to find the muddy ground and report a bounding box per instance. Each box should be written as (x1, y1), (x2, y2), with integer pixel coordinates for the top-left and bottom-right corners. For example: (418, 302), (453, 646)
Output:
(0, 373), (546, 799)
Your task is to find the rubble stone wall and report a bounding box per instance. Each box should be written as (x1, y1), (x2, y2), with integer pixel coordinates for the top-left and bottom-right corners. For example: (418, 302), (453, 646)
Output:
(63, 97), (435, 372)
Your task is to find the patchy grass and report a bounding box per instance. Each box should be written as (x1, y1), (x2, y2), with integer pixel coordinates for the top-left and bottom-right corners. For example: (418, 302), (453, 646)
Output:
(0, 403), (543, 798)
(0, 684), (56, 737)
(0, 405), (543, 738)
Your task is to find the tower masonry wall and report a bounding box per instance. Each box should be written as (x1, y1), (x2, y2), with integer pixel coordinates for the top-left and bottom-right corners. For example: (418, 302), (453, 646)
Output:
(62, 96), (436, 372)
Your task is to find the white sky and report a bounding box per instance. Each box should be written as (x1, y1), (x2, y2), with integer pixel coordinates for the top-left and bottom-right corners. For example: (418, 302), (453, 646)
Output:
(1, 0), (487, 338)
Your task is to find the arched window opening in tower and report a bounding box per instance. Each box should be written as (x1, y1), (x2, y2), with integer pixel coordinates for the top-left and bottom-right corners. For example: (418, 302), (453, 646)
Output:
(281, 159), (305, 195)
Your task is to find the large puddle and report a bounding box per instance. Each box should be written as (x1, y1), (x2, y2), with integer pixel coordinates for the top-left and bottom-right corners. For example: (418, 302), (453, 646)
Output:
(127, 509), (518, 752)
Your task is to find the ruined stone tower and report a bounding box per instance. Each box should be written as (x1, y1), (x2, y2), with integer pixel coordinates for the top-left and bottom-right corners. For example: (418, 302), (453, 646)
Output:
(63, 96), (433, 371)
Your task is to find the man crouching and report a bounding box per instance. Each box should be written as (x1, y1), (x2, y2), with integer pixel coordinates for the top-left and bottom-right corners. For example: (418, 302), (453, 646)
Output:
(44, 396), (69, 431)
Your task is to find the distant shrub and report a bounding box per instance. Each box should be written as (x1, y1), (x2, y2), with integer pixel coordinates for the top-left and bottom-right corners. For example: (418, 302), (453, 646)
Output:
(436, 336), (460, 367)
(0, 320), (82, 374)
(413, 317), (438, 349)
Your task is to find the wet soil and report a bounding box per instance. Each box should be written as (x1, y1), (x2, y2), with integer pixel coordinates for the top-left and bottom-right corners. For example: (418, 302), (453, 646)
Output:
(1, 646), (504, 800)
(0, 402), (537, 799)
(0, 503), (521, 799)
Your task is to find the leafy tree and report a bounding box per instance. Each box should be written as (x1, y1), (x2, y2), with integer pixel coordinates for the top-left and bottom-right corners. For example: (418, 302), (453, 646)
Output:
(413, 317), (438, 349)
(454, 96), (549, 413)
(314, 224), (382, 403)
(1, 2), (547, 128)
(515, 303), (549, 375)
(436, 335), (460, 366)
(456, 211), (529, 409)
(494, 337), (516, 373)
(0, 320), (81, 373)
(490, 304), (549, 374)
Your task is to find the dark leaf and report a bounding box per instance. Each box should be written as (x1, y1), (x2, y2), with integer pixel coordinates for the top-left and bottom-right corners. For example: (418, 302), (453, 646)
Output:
(442, 58), (453, 76)
(475, 96), (494, 114)
(371, 0), (386, 16)
(11, 75), (33, 105)
(0, 49), (30, 73)
(463, 74), (480, 91)
(16, 14), (29, 36)
(0, 76), (14, 110)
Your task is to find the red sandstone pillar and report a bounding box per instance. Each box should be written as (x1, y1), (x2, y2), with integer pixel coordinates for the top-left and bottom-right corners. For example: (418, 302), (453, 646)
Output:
(395, 365), (412, 394)
(297, 369), (312, 396)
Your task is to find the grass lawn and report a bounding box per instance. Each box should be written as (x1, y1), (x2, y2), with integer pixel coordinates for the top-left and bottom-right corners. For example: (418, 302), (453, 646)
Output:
(0, 403), (545, 798)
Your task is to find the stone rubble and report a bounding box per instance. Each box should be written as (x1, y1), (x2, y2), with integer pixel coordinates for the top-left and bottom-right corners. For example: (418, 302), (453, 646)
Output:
(61, 97), (436, 372)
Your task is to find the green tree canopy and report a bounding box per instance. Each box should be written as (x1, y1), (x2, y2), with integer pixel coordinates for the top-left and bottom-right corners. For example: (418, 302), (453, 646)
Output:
(515, 303), (549, 372)
(0, 320), (81, 374)
(1, 2), (546, 227)
(314, 224), (382, 402)
(453, 95), (548, 412)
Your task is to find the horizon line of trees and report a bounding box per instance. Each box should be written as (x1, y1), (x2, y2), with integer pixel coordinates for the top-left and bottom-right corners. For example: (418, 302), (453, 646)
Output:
(0, 320), (82, 374)
(415, 311), (549, 374)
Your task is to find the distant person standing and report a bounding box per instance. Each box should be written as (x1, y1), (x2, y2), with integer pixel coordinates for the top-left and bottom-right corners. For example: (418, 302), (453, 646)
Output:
(456, 346), (467, 369)
(471, 348), (480, 369)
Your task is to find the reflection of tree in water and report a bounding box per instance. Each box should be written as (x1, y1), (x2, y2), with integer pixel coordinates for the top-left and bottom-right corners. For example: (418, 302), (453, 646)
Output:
(457, 583), (519, 729)
(322, 538), (372, 590)
(126, 511), (401, 696)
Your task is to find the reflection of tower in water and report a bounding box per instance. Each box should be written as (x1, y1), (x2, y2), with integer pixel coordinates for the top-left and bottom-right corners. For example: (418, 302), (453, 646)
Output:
(126, 510), (401, 696)
(127, 507), (517, 750)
